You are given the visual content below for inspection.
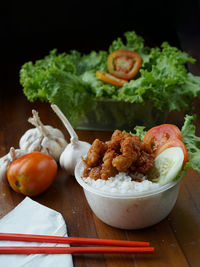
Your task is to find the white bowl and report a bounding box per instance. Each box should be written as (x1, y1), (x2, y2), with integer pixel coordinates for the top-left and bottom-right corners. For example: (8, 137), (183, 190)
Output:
(75, 160), (180, 230)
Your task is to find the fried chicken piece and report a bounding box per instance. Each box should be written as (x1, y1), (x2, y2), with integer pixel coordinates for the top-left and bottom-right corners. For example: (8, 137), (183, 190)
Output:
(112, 136), (141, 172)
(106, 130), (123, 152)
(141, 142), (153, 154)
(106, 130), (139, 152)
(82, 129), (155, 180)
(83, 139), (107, 167)
(82, 166), (91, 177)
(135, 151), (154, 174)
(122, 132), (133, 139)
(129, 135), (142, 156)
(129, 165), (137, 173)
(89, 166), (102, 180)
(100, 149), (118, 180)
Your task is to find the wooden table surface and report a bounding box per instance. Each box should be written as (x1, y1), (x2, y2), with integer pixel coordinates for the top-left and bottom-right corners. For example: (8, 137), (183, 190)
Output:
(0, 88), (200, 267)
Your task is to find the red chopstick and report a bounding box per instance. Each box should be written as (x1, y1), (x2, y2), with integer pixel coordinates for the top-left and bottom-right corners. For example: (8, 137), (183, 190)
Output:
(0, 233), (150, 247)
(0, 233), (154, 255)
(0, 246), (154, 255)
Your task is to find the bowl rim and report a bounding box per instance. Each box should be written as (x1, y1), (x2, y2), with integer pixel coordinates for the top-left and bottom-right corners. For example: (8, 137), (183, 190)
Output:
(74, 159), (180, 199)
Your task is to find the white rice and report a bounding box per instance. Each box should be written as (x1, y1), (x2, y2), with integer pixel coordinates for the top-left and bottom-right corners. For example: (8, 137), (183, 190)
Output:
(83, 172), (160, 194)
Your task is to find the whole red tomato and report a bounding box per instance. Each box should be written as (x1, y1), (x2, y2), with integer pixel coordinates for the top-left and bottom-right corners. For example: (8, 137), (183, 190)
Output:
(7, 152), (57, 197)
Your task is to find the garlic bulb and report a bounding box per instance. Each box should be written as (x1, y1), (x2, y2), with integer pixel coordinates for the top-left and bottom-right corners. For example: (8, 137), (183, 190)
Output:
(51, 104), (91, 175)
(59, 140), (91, 176)
(19, 110), (67, 161)
(0, 147), (25, 180)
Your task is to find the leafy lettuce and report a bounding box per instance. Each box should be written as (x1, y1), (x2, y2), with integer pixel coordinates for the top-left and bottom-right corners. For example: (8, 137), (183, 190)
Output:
(131, 126), (147, 140)
(19, 31), (200, 126)
(181, 115), (200, 173)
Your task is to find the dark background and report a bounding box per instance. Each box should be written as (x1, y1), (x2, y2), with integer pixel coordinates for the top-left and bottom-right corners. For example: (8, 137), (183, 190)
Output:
(1, 0), (200, 95)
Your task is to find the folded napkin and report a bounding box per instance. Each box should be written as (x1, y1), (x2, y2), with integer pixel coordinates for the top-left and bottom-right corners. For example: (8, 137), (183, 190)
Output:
(0, 197), (73, 267)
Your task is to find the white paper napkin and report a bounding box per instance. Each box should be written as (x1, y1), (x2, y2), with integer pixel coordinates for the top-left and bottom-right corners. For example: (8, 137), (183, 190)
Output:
(0, 197), (73, 267)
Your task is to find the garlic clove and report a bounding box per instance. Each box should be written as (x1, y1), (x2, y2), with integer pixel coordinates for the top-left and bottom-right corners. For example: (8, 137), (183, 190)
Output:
(60, 141), (91, 176)
(0, 148), (26, 180)
(19, 110), (68, 161)
(41, 137), (67, 161)
(45, 125), (66, 139)
(20, 136), (43, 153)
(19, 128), (40, 150)
(51, 104), (91, 175)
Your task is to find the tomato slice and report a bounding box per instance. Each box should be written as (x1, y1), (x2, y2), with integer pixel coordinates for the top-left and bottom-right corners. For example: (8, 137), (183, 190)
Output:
(96, 70), (128, 86)
(107, 49), (142, 80)
(156, 138), (188, 167)
(143, 124), (182, 153)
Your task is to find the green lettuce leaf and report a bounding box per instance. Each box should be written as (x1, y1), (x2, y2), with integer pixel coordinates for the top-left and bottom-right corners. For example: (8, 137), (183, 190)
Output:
(131, 126), (147, 140)
(81, 71), (116, 98)
(109, 31), (145, 53)
(20, 59), (95, 126)
(181, 115), (200, 173)
(74, 50), (108, 74)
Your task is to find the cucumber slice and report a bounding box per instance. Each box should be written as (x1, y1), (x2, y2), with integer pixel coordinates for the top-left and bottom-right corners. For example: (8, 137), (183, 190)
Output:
(151, 147), (184, 186)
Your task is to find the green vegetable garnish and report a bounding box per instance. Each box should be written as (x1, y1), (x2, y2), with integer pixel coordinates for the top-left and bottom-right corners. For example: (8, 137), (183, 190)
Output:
(20, 31), (200, 126)
(181, 115), (200, 173)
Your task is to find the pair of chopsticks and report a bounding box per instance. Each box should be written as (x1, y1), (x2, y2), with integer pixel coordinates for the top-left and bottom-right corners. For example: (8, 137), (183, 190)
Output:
(0, 233), (154, 254)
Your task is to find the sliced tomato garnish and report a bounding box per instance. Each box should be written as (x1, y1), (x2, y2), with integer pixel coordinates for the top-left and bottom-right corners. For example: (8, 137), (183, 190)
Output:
(96, 70), (128, 87)
(143, 124), (188, 167)
(156, 138), (188, 167)
(107, 49), (142, 80)
(143, 124), (182, 153)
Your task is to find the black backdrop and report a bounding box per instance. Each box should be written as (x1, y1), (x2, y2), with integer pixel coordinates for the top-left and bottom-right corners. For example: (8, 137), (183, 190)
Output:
(1, 0), (200, 94)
